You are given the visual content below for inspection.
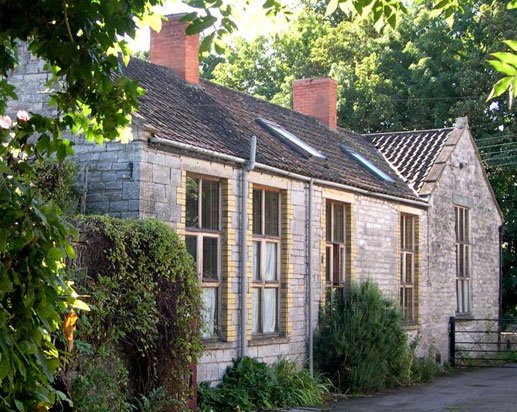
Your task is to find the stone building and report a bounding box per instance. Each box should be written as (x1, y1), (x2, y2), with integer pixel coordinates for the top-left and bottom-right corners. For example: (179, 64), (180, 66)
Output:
(7, 15), (502, 383)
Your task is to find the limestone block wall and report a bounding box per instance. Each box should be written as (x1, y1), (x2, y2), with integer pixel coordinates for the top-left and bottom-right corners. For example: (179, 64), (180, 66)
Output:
(420, 129), (502, 361)
(5, 43), (54, 117)
(72, 133), (143, 218)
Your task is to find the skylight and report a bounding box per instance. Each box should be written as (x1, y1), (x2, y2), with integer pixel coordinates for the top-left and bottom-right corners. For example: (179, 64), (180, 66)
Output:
(339, 144), (395, 183)
(257, 118), (326, 160)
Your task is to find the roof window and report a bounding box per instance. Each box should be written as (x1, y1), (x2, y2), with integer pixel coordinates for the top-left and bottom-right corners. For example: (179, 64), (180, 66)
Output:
(339, 143), (395, 183)
(257, 118), (326, 160)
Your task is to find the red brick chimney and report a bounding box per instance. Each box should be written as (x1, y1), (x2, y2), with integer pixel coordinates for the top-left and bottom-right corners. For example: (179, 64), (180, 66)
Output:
(293, 78), (337, 129)
(149, 14), (199, 83)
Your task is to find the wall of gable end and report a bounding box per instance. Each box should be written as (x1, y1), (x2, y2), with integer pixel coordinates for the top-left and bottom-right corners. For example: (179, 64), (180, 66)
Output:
(421, 130), (502, 361)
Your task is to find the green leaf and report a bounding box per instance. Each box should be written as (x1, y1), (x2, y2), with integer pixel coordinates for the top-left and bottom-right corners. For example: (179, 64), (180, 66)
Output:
(503, 40), (517, 52)
(507, 0), (517, 9)
(325, 0), (339, 17)
(491, 52), (517, 67)
(488, 59), (517, 76)
(200, 32), (215, 54)
(0, 353), (10, 381)
(14, 399), (25, 412)
(35, 348), (54, 382)
(487, 76), (513, 100)
(47, 247), (64, 261)
(185, 16), (218, 35)
(71, 298), (90, 312)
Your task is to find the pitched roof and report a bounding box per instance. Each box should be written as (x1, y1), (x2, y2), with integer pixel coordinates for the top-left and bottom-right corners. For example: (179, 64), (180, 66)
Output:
(366, 128), (454, 194)
(123, 58), (420, 201)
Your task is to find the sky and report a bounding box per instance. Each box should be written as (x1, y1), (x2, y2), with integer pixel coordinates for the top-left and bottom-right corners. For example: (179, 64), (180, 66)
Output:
(127, 0), (297, 53)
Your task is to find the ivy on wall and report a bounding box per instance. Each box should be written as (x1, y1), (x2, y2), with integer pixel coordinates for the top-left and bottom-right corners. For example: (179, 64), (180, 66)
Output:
(66, 216), (203, 410)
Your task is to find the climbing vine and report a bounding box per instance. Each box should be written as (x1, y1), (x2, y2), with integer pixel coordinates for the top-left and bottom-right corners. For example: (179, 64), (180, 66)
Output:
(67, 216), (203, 410)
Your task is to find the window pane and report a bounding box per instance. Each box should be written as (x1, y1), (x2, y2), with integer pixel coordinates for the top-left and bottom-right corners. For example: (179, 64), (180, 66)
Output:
(458, 244), (464, 277)
(405, 253), (413, 283)
(186, 176), (199, 228)
(326, 202), (332, 242)
(333, 203), (344, 243)
(333, 244), (340, 285)
(265, 191), (279, 236)
(405, 287), (413, 322)
(201, 288), (217, 338)
(400, 253), (404, 283)
(459, 208), (464, 242)
(265, 242), (277, 281)
(186, 235), (197, 266)
(405, 216), (413, 250)
(202, 237), (218, 281)
(252, 241), (261, 281)
(465, 210), (469, 242)
(456, 279), (462, 312)
(463, 280), (470, 312)
(253, 189), (262, 235)
(339, 245), (346, 284)
(263, 288), (277, 333)
(252, 288), (260, 334)
(455, 207), (459, 242)
(325, 246), (332, 283)
(464, 245), (469, 277)
(201, 179), (219, 230)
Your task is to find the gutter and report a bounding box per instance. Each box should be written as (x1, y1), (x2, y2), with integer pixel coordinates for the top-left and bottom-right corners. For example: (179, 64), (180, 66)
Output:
(240, 136), (256, 358)
(149, 136), (429, 208)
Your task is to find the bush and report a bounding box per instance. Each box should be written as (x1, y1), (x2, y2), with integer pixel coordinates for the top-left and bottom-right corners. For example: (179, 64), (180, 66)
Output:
(314, 281), (411, 393)
(32, 157), (80, 212)
(198, 357), (329, 411)
(65, 216), (203, 410)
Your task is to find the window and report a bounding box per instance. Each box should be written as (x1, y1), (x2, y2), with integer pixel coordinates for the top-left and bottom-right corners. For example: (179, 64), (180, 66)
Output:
(252, 187), (281, 335)
(339, 143), (395, 183)
(256, 118), (326, 160)
(325, 201), (350, 290)
(185, 175), (221, 338)
(400, 213), (417, 324)
(455, 206), (470, 314)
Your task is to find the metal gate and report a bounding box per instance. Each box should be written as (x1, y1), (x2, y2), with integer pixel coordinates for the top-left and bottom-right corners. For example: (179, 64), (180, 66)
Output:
(449, 317), (517, 367)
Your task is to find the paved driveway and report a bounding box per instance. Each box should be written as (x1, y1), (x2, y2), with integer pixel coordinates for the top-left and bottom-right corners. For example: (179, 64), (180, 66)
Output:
(330, 367), (517, 412)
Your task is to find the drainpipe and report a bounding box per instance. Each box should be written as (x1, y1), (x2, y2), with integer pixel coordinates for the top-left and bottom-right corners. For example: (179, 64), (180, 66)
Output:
(240, 136), (257, 358)
(307, 179), (314, 376)
(498, 224), (504, 324)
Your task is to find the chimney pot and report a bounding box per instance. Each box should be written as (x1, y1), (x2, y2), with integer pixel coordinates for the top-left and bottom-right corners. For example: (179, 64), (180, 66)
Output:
(149, 14), (199, 83)
(293, 78), (337, 129)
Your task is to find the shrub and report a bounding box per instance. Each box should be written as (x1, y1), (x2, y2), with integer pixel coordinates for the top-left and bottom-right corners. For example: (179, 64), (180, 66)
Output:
(314, 281), (411, 393)
(410, 355), (443, 383)
(198, 357), (329, 411)
(32, 157), (80, 212)
(65, 216), (203, 410)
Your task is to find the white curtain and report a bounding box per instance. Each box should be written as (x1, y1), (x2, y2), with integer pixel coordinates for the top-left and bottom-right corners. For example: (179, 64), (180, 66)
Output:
(202, 288), (217, 338)
(252, 241), (260, 281)
(265, 242), (277, 281)
(263, 288), (277, 333)
(252, 288), (260, 333)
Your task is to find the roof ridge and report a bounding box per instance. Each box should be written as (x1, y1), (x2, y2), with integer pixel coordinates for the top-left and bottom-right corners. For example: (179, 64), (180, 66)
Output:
(365, 127), (454, 136)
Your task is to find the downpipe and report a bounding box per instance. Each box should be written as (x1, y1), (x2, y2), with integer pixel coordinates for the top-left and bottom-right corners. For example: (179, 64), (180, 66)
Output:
(240, 136), (256, 358)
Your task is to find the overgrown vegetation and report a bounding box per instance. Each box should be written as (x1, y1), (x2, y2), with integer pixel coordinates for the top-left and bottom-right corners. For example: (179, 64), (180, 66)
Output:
(63, 216), (203, 411)
(32, 157), (80, 212)
(198, 357), (330, 411)
(315, 281), (442, 393)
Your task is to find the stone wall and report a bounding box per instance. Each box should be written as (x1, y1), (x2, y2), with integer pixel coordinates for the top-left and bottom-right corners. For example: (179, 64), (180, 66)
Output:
(420, 127), (502, 362)
(6, 43), (54, 117)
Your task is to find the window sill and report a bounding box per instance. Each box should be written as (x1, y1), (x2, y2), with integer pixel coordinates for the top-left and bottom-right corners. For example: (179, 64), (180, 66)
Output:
(455, 313), (474, 320)
(249, 334), (290, 346)
(203, 338), (235, 350)
(404, 324), (419, 332)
